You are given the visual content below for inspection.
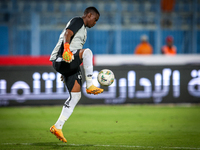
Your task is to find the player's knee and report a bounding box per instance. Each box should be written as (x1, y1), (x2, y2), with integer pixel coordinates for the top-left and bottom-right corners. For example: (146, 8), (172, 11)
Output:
(73, 91), (81, 101)
(83, 48), (93, 58)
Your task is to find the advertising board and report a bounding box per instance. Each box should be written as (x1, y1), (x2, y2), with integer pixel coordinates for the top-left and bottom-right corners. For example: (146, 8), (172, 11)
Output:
(0, 65), (199, 106)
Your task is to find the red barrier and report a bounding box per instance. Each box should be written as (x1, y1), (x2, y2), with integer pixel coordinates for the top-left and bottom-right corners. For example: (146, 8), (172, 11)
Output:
(0, 55), (95, 66)
(0, 56), (52, 66)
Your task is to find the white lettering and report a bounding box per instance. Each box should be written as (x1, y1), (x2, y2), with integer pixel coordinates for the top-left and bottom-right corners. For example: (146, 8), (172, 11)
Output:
(136, 78), (152, 98)
(33, 72), (41, 94)
(153, 68), (171, 103)
(128, 71), (135, 98)
(42, 72), (55, 94)
(1, 68), (198, 105)
(11, 81), (30, 102)
(173, 70), (180, 97)
(0, 79), (6, 95)
(188, 70), (200, 97)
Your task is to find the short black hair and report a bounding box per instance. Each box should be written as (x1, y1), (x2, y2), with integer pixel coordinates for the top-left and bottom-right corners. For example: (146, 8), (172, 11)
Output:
(84, 7), (100, 16)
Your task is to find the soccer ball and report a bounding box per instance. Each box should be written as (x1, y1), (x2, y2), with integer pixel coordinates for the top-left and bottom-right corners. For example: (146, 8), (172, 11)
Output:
(97, 69), (115, 86)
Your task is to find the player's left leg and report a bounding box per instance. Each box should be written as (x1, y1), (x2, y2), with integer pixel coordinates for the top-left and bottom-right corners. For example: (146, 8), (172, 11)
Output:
(79, 48), (104, 94)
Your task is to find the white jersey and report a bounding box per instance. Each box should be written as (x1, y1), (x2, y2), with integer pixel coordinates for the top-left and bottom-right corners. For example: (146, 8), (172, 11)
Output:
(50, 17), (87, 61)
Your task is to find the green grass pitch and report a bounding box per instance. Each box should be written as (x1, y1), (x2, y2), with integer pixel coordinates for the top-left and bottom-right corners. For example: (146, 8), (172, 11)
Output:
(0, 104), (200, 150)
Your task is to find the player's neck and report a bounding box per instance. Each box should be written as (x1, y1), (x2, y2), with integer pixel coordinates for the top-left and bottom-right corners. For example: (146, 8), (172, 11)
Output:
(82, 16), (87, 27)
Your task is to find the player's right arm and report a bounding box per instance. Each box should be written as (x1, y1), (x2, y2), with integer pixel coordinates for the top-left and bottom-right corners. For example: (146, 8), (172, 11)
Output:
(62, 29), (74, 63)
(62, 17), (84, 63)
(64, 29), (74, 43)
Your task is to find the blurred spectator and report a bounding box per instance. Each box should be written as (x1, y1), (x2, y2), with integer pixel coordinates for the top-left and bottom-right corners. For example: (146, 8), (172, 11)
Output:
(161, 0), (175, 12)
(161, 36), (177, 55)
(161, 0), (175, 28)
(134, 35), (153, 55)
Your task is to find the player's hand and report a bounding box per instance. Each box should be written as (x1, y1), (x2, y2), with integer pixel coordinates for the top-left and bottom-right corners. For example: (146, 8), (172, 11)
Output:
(60, 75), (65, 83)
(62, 43), (74, 63)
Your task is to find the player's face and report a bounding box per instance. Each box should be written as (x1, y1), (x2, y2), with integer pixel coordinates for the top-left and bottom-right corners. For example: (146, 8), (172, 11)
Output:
(87, 13), (99, 28)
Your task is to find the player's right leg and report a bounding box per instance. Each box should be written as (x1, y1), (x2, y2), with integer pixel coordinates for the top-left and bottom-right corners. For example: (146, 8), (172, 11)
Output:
(50, 78), (81, 143)
(50, 91), (81, 143)
(51, 51), (83, 143)
(50, 125), (67, 143)
(80, 48), (104, 95)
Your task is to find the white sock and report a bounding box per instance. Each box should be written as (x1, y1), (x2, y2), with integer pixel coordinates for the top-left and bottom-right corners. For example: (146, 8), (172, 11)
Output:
(55, 92), (81, 129)
(82, 48), (94, 88)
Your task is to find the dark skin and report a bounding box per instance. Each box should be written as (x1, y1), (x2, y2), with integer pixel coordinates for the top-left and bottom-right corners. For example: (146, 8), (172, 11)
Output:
(167, 41), (173, 49)
(62, 12), (99, 92)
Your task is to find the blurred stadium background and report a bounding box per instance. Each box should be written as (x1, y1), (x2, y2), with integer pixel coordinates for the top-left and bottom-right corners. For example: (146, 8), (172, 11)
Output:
(0, 0), (200, 55)
(0, 0), (200, 106)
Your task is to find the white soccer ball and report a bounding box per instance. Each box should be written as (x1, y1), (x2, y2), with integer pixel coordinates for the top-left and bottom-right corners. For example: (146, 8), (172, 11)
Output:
(97, 69), (115, 86)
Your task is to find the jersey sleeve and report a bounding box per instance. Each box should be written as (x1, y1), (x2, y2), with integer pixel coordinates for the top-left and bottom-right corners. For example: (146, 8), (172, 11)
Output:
(66, 17), (84, 34)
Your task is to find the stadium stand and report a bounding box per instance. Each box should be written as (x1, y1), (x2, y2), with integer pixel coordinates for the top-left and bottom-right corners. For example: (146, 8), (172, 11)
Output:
(0, 0), (199, 55)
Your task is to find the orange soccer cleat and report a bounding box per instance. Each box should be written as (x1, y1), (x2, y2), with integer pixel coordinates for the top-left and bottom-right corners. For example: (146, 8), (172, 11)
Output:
(86, 85), (104, 95)
(50, 125), (67, 143)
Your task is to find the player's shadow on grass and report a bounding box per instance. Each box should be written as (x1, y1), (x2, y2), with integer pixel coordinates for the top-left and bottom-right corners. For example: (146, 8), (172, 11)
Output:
(31, 142), (94, 148)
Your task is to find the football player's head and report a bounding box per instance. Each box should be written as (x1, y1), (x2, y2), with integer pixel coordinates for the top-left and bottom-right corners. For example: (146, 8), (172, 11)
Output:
(83, 7), (100, 28)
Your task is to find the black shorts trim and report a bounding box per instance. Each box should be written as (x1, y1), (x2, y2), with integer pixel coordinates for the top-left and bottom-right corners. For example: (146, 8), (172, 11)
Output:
(63, 68), (82, 92)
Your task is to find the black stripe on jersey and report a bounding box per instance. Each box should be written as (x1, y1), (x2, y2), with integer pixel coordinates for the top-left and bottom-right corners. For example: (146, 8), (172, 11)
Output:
(66, 17), (84, 35)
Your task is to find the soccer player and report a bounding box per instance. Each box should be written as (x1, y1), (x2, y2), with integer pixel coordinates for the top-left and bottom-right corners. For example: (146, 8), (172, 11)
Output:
(49, 7), (103, 143)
